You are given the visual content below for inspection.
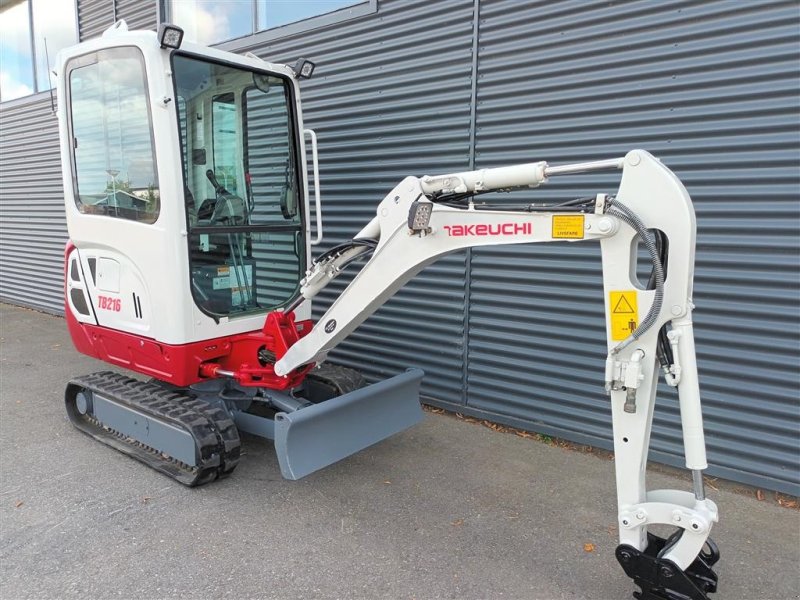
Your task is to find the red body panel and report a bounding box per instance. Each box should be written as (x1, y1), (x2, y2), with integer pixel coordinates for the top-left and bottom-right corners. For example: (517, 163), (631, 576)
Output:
(64, 242), (313, 389)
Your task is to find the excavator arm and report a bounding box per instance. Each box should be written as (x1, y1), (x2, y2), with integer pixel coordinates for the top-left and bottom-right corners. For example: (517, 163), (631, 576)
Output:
(273, 149), (719, 600)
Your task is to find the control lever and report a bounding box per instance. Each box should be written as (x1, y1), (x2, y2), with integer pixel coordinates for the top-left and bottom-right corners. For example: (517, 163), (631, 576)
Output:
(205, 169), (228, 195)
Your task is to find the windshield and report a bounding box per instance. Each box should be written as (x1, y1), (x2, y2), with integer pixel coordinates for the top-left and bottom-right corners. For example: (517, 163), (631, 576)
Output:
(173, 53), (304, 318)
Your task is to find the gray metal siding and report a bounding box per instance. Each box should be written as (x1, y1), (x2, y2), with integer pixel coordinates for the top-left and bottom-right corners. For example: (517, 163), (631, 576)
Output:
(0, 0), (797, 493)
(78, 0), (114, 41)
(78, 0), (156, 42)
(115, 0), (157, 32)
(465, 0), (800, 494)
(0, 96), (66, 314)
(241, 0), (476, 404)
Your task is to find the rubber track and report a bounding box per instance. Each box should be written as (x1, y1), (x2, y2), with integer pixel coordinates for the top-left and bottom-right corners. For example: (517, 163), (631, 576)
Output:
(183, 398), (241, 477)
(65, 371), (239, 486)
(305, 364), (367, 397)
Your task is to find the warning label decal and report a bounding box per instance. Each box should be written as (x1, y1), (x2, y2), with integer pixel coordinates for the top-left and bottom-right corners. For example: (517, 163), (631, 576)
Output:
(551, 214), (585, 239)
(609, 290), (638, 341)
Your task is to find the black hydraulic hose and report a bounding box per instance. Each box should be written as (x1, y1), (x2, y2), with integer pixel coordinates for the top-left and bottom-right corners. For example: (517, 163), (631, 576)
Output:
(314, 239), (376, 265)
(553, 195), (596, 207)
(431, 192), (596, 212)
(607, 200), (665, 354)
(651, 230), (675, 369)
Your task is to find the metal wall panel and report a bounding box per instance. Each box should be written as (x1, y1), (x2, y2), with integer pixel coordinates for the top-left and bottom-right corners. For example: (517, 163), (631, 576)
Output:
(78, 0), (157, 41)
(0, 0), (797, 493)
(464, 0), (800, 494)
(115, 0), (157, 32)
(0, 96), (66, 314)
(78, 0), (114, 41)
(231, 0), (476, 403)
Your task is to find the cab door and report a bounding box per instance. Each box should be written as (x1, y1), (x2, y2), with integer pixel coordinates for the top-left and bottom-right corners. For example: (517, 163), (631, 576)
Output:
(64, 46), (161, 335)
(173, 53), (305, 320)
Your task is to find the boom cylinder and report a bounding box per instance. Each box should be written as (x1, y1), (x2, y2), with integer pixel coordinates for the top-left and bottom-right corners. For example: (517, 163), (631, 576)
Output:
(419, 162), (548, 195)
(418, 156), (626, 196)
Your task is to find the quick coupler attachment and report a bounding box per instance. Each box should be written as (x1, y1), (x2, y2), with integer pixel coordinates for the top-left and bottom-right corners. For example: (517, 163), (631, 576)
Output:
(616, 533), (720, 600)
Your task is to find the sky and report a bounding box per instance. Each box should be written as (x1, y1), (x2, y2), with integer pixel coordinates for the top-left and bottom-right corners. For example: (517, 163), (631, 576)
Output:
(0, 0), (358, 101)
(0, 0), (77, 101)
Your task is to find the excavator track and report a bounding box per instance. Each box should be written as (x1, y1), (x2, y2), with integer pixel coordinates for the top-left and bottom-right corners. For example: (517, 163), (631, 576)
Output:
(302, 364), (367, 402)
(65, 371), (240, 486)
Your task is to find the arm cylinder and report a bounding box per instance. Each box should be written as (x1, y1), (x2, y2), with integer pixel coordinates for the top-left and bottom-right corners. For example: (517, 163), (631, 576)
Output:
(672, 315), (708, 470)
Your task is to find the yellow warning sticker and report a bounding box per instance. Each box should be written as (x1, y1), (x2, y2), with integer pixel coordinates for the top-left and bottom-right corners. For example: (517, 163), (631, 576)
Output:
(552, 214), (585, 239)
(609, 290), (638, 341)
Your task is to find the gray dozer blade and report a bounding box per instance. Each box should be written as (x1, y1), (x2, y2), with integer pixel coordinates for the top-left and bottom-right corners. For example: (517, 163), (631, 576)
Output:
(274, 368), (424, 480)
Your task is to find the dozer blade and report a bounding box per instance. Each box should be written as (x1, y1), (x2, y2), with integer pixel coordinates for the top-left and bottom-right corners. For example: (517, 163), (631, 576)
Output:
(274, 368), (424, 480)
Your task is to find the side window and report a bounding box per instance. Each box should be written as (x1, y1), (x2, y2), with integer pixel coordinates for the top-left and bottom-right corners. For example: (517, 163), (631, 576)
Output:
(243, 85), (298, 221)
(174, 54), (304, 317)
(212, 93), (240, 196)
(68, 48), (160, 223)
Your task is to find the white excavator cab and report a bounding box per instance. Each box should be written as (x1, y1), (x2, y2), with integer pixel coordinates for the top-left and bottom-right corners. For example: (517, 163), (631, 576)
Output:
(58, 21), (314, 353)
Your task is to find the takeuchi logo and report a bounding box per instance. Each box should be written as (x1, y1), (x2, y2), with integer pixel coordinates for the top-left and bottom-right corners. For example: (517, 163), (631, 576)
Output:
(443, 223), (533, 237)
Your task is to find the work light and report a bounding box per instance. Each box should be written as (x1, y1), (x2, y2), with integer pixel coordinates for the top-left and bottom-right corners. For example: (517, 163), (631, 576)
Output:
(407, 201), (433, 233)
(158, 24), (184, 49)
(292, 58), (316, 79)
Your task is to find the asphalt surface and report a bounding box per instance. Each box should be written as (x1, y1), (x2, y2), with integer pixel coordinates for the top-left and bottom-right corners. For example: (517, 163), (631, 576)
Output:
(1, 303), (798, 600)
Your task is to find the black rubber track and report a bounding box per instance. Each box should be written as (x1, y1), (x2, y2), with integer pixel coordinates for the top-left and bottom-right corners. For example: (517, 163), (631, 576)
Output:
(184, 398), (241, 477)
(303, 364), (367, 402)
(65, 371), (240, 486)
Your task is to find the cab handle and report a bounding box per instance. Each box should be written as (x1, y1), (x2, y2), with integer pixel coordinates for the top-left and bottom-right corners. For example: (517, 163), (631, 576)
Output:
(304, 128), (323, 245)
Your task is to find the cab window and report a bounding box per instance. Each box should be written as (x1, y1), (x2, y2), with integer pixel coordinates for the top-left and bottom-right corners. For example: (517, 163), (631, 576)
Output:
(67, 47), (159, 223)
(173, 53), (304, 318)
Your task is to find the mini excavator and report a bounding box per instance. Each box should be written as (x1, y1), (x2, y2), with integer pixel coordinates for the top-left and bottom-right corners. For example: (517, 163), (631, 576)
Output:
(56, 21), (720, 599)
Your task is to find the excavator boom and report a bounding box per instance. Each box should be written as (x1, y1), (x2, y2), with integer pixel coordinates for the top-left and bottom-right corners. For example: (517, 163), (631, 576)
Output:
(266, 149), (719, 598)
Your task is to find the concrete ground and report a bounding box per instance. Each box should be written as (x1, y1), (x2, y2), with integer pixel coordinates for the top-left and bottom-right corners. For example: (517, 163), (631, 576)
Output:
(0, 303), (798, 600)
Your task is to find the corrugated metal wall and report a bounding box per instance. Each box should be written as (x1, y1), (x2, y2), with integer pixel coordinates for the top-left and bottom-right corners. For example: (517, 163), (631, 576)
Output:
(0, 96), (66, 313)
(78, 0), (157, 41)
(114, 0), (157, 31)
(0, 0), (797, 493)
(466, 0), (800, 495)
(77, 0), (114, 41)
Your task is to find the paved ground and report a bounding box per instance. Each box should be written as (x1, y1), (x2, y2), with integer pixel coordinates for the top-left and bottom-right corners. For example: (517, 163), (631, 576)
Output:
(0, 303), (798, 600)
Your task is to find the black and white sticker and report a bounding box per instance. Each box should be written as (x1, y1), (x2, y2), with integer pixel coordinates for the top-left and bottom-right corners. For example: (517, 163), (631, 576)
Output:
(324, 319), (337, 334)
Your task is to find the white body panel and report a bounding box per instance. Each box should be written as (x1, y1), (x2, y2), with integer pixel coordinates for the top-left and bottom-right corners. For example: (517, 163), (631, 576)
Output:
(56, 24), (312, 345)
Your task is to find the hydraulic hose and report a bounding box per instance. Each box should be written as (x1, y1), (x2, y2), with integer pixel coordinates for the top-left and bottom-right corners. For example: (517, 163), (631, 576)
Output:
(607, 200), (664, 354)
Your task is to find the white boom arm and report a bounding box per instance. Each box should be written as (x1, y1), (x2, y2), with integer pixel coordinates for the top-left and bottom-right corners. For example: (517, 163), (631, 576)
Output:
(275, 149), (718, 585)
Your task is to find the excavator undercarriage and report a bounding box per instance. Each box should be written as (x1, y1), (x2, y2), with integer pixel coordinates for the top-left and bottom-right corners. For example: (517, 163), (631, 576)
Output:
(65, 371), (240, 486)
(66, 364), (422, 485)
